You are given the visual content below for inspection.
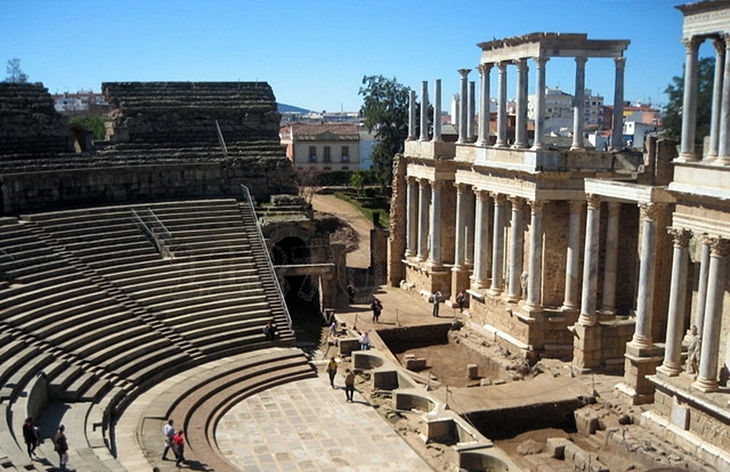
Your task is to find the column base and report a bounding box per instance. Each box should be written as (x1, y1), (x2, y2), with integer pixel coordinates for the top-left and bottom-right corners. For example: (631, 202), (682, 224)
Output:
(615, 381), (655, 406)
(692, 377), (720, 393)
(487, 287), (503, 297)
(569, 145), (586, 152)
(655, 363), (683, 378)
(561, 303), (579, 313)
(673, 153), (698, 163)
(522, 302), (543, 315)
(713, 155), (730, 165)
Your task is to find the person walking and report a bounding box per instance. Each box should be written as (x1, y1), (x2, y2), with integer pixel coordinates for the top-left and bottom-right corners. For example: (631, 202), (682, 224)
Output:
(172, 429), (186, 466)
(347, 283), (356, 304)
(456, 289), (466, 313)
(54, 424), (69, 471)
(370, 297), (382, 323)
(344, 369), (356, 402)
(22, 417), (39, 459)
(432, 290), (442, 317)
(162, 418), (175, 460)
(326, 357), (338, 388)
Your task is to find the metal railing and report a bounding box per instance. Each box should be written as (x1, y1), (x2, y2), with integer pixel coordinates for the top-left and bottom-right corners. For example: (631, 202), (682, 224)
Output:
(240, 185), (292, 329)
(131, 208), (174, 258)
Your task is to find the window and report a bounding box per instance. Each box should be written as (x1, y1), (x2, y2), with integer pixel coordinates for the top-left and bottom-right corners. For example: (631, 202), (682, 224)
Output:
(341, 146), (349, 162)
(342, 166), (349, 171)
(309, 146), (317, 162)
(324, 146), (331, 163)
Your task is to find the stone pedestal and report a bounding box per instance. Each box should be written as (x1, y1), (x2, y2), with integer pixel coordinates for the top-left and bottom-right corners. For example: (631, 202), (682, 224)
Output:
(617, 342), (663, 405)
(571, 323), (603, 373)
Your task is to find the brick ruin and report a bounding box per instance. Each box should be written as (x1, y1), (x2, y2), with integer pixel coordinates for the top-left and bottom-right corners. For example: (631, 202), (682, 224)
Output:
(0, 81), (297, 214)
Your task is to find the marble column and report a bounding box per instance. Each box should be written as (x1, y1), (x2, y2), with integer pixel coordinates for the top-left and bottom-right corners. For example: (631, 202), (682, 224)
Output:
(489, 193), (507, 295)
(506, 196), (525, 302)
(717, 35), (730, 163)
(429, 180), (443, 267)
(472, 190), (491, 289)
(408, 90), (417, 140)
(600, 202), (620, 314)
(563, 201), (584, 311)
(464, 189), (475, 268)
(658, 228), (692, 376)
(630, 203), (660, 348)
(433, 79), (442, 142)
(695, 237), (710, 334)
(468, 80), (476, 142)
(419, 81), (429, 141)
(417, 179), (430, 262)
(453, 183), (467, 269)
(693, 237), (730, 392)
(405, 177), (418, 257)
(578, 194), (601, 326)
(531, 56), (549, 150)
(708, 39), (725, 159)
(679, 37), (701, 160)
(457, 69), (470, 144)
(513, 58), (528, 149)
(571, 56), (587, 150)
(495, 62), (508, 147)
(478, 63), (492, 146)
(526, 200), (544, 310)
(611, 56), (626, 150)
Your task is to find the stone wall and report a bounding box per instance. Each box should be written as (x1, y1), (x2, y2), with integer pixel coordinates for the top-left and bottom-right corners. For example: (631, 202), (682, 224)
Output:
(0, 82), (73, 155)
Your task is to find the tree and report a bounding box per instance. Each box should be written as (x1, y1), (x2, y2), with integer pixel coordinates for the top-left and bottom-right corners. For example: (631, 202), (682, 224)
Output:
(5, 58), (29, 83)
(359, 75), (410, 191)
(663, 56), (714, 142)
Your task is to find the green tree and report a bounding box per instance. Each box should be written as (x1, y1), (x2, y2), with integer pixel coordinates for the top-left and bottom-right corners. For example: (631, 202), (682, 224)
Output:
(5, 58), (29, 83)
(349, 170), (366, 196)
(663, 56), (714, 142)
(69, 115), (107, 140)
(359, 75), (410, 191)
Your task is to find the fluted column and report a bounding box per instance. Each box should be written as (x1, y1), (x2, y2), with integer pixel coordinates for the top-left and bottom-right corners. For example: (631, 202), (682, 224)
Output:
(708, 39), (725, 158)
(478, 63), (493, 146)
(408, 90), (417, 140)
(464, 189), (475, 267)
(468, 80), (476, 142)
(419, 81), (429, 141)
(513, 58), (528, 148)
(416, 179), (430, 262)
(693, 237), (730, 392)
(433, 79), (442, 142)
(571, 56), (587, 150)
(495, 62), (508, 147)
(717, 35), (730, 163)
(457, 69), (470, 144)
(506, 196), (525, 302)
(525, 200), (544, 310)
(695, 236), (710, 333)
(489, 193), (507, 295)
(600, 202), (620, 314)
(453, 183), (467, 269)
(630, 203), (660, 348)
(531, 56), (549, 150)
(472, 190), (491, 289)
(405, 177), (418, 257)
(563, 201), (584, 311)
(578, 194), (601, 326)
(658, 228), (692, 376)
(611, 56), (626, 150)
(429, 180), (443, 267)
(679, 37), (701, 160)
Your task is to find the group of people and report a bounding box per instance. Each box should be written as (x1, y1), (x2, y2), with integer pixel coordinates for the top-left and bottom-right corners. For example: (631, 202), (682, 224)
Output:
(325, 357), (357, 402)
(162, 418), (186, 466)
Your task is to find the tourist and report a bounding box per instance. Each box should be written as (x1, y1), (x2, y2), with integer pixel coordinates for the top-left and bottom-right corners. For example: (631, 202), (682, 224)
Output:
(344, 369), (356, 402)
(22, 417), (39, 459)
(329, 319), (338, 338)
(370, 297), (382, 323)
(347, 283), (356, 304)
(54, 424), (69, 471)
(359, 331), (370, 350)
(172, 429), (186, 466)
(162, 418), (175, 460)
(326, 356), (338, 388)
(263, 320), (278, 340)
(456, 290), (466, 313)
(432, 291), (442, 317)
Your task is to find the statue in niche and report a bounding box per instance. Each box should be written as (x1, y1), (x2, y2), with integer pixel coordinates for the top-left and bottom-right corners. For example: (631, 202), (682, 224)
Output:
(520, 271), (529, 300)
(685, 325), (700, 375)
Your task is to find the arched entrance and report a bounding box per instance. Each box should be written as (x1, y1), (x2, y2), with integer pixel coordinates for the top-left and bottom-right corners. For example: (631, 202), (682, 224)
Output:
(271, 237), (321, 332)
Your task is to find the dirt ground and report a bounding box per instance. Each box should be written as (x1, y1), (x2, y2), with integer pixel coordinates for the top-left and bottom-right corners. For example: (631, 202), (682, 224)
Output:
(310, 192), (711, 472)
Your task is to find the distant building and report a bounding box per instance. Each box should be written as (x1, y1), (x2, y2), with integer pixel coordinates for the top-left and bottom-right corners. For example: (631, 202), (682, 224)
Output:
(280, 123), (360, 172)
(358, 129), (377, 170)
(52, 91), (108, 114)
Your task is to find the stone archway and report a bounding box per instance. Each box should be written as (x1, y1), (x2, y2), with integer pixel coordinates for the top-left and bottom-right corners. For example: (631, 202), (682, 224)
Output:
(271, 236), (320, 318)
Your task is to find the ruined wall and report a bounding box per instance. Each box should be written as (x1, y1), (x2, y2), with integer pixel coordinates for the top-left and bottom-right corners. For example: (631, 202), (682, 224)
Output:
(388, 155), (408, 286)
(0, 82), (73, 155)
(542, 201), (572, 307)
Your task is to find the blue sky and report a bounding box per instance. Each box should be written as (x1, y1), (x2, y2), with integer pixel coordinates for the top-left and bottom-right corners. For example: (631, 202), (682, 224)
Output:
(0, 0), (708, 112)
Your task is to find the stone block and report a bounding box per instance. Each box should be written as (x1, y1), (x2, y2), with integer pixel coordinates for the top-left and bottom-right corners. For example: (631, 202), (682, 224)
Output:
(466, 364), (479, 379)
(574, 409), (600, 435)
(546, 437), (571, 459)
(670, 402), (690, 430)
(405, 357), (427, 371)
(373, 370), (398, 390)
(338, 338), (360, 356)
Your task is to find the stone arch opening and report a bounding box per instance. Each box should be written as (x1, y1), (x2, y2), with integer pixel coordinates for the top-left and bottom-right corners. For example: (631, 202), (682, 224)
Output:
(271, 237), (320, 324)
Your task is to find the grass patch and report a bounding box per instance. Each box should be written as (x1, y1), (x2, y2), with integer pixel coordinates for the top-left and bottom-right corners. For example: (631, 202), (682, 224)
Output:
(334, 192), (390, 227)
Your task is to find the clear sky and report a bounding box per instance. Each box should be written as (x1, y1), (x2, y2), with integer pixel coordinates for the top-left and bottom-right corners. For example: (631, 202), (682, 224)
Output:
(0, 0), (710, 112)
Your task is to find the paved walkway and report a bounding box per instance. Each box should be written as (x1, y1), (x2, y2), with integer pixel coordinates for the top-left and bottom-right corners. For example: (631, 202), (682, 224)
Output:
(215, 371), (433, 472)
